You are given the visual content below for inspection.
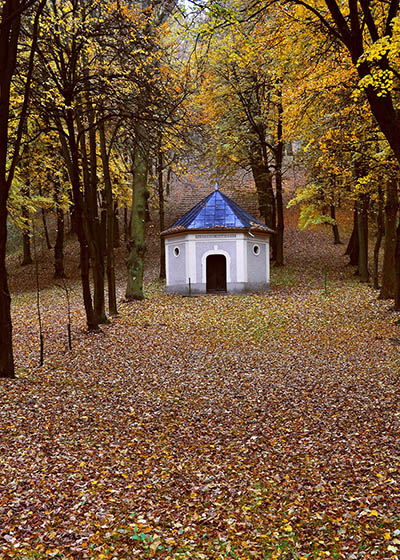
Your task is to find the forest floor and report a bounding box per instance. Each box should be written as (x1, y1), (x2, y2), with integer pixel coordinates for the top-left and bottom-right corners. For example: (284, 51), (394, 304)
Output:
(1, 205), (400, 560)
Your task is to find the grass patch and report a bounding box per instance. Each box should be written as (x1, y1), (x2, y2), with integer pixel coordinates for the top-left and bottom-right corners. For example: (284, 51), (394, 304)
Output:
(270, 265), (297, 288)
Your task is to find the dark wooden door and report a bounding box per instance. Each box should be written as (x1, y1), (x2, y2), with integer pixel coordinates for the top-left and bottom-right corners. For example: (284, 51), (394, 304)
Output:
(206, 255), (227, 292)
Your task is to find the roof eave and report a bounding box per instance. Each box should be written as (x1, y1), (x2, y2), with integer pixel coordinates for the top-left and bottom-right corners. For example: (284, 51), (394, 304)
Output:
(160, 226), (275, 238)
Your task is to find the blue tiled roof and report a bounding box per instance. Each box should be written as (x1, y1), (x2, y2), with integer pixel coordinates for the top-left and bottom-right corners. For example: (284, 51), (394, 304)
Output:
(169, 189), (267, 231)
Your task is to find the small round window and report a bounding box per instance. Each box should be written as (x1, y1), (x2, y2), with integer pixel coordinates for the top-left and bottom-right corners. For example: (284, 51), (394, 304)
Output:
(253, 244), (260, 256)
(174, 247), (180, 257)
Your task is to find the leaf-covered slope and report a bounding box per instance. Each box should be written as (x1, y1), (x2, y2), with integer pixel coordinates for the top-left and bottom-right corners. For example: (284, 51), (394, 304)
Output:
(1, 212), (399, 560)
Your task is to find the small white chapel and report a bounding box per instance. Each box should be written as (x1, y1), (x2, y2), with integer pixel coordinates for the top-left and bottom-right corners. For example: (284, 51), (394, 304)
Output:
(160, 184), (274, 295)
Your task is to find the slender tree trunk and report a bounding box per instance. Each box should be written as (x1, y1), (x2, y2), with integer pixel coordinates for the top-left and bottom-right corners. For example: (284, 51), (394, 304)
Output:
(99, 118), (117, 316)
(21, 207), (33, 266)
(357, 194), (369, 283)
(61, 111), (98, 330)
(395, 222), (400, 310)
(100, 194), (107, 255)
(54, 207), (65, 278)
(0, 0), (21, 379)
(53, 181), (65, 278)
(346, 206), (359, 267)
(373, 185), (384, 290)
(21, 181), (33, 265)
(145, 190), (151, 223)
(330, 205), (342, 244)
(87, 103), (107, 325)
(22, 226), (33, 265)
(166, 166), (172, 196)
(158, 146), (166, 279)
(275, 92), (284, 266)
(124, 206), (128, 242)
(113, 204), (120, 248)
(250, 143), (276, 260)
(77, 106), (107, 325)
(0, 196), (14, 378)
(380, 179), (398, 299)
(41, 208), (52, 249)
(126, 148), (148, 300)
(69, 207), (78, 235)
(0, 0), (45, 378)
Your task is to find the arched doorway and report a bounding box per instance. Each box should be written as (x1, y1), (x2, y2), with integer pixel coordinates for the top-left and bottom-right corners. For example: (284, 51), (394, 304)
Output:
(206, 254), (227, 293)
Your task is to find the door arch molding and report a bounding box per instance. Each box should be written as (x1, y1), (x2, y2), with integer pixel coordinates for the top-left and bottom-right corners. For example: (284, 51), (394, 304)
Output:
(201, 249), (231, 284)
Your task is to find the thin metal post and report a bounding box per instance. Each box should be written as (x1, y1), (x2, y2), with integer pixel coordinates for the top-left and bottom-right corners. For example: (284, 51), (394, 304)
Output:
(188, 277), (192, 297)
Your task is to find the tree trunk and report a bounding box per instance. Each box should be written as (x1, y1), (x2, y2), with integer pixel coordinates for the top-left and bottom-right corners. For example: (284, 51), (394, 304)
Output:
(275, 92), (284, 266)
(41, 208), (52, 249)
(357, 195), (369, 283)
(0, 192), (14, 378)
(373, 185), (384, 290)
(0, 0), (44, 378)
(145, 189), (151, 223)
(21, 181), (32, 265)
(22, 227), (33, 265)
(100, 195), (107, 255)
(77, 105), (107, 325)
(0, 0), (21, 379)
(113, 204), (120, 249)
(124, 206), (128, 242)
(330, 205), (342, 244)
(87, 102), (107, 325)
(250, 144), (276, 259)
(357, 60), (400, 169)
(21, 205), (33, 265)
(61, 111), (98, 330)
(380, 179), (398, 299)
(70, 206), (78, 235)
(166, 166), (172, 196)
(99, 118), (117, 316)
(158, 147), (166, 279)
(126, 148), (147, 300)
(395, 222), (400, 310)
(54, 207), (65, 278)
(346, 206), (359, 267)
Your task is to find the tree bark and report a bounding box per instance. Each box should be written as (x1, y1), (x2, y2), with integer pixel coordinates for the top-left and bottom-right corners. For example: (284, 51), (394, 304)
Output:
(21, 179), (32, 265)
(380, 179), (398, 299)
(113, 204), (120, 249)
(22, 224), (33, 265)
(99, 118), (117, 316)
(330, 205), (342, 245)
(0, 196), (14, 378)
(85, 99), (107, 325)
(145, 189), (151, 223)
(41, 208), (52, 249)
(69, 206), (78, 235)
(54, 207), (65, 279)
(395, 222), (400, 310)
(158, 146), (166, 280)
(126, 148), (148, 300)
(373, 185), (384, 290)
(250, 141), (276, 260)
(357, 194), (369, 283)
(124, 206), (128, 242)
(345, 206), (359, 267)
(274, 90), (284, 266)
(61, 111), (98, 330)
(166, 166), (172, 196)
(0, 0), (29, 378)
